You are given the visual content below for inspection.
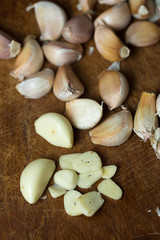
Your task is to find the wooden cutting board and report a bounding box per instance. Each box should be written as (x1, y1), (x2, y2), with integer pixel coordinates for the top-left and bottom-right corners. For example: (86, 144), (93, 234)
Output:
(0, 0), (160, 239)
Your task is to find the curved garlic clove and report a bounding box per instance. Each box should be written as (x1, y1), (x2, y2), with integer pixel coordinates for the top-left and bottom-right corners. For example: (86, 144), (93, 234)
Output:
(94, 2), (131, 31)
(156, 93), (160, 117)
(98, 70), (129, 110)
(11, 35), (44, 81)
(134, 92), (158, 141)
(129, 0), (155, 20)
(26, 1), (67, 41)
(65, 98), (103, 130)
(125, 21), (160, 47)
(150, 128), (160, 159)
(89, 109), (133, 146)
(77, 0), (97, 13)
(53, 64), (84, 101)
(62, 14), (93, 44)
(20, 158), (56, 204)
(94, 25), (130, 62)
(42, 41), (83, 67)
(98, 0), (126, 5)
(16, 68), (54, 99)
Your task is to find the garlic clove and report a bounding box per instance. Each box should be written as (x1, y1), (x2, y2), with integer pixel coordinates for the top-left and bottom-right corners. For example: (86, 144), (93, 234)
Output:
(129, 0), (155, 20)
(65, 98), (103, 130)
(62, 14), (93, 44)
(134, 92), (158, 141)
(26, 1), (67, 41)
(0, 30), (21, 59)
(77, 0), (97, 13)
(98, 0), (126, 5)
(94, 25), (130, 62)
(150, 128), (160, 159)
(89, 109), (133, 146)
(42, 41), (83, 67)
(53, 64), (84, 101)
(11, 35), (44, 81)
(94, 2), (131, 31)
(16, 68), (54, 99)
(54, 170), (78, 190)
(156, 93), (160, 117)
(125, 21), (160, 47)
(98, 70), (129, 110)
(48, 185), (66, 198)
(64, 190), (82, 216)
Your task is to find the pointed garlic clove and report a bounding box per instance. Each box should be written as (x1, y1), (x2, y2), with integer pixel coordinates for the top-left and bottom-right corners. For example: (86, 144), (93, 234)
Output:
(89, 109), (133, 146)
(53, 64), (84, 101)
(134, 92), (158, 141)
(16, 68), (54, 99)
(62, 14), (93, 44)
(0, 30), (21, 59)
(42, 41), (83, 67)
(150, 128), (160, 159)
(11, 35), (44, 81)
(125, 21), (160, 47)
(94, 2), (131, 31)
(65, 98), (103, 130)
(156, 93), (160, 117)
(77, 0), (97, 13)
(98, 0), (126, 5)
(129, 0), (155, 20)
(94, 25), (130, 62)
(26, 1), (67, 41)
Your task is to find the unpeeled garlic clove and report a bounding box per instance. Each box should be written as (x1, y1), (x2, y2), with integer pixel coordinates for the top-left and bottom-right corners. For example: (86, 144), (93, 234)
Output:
(150, 128), (160, 159)
(77, 0), (97, 13)
(62, 14), (93, 44)
(125, 21), (160, 47)
(98, 70), (129, 110)
(42, 41), (83, 67)
(134, 92), (158, 141)
(11, 35), (44, 81)
(94, 25), (130, 62)
(53, 64), (84, 101)
(94, 2), (131, 31)
(65, 99), (103, 130)
(129, 0), (155, 20)
(0, 30), (21, 59)
(26, 1), (67, 41)
(156, 93), (160, 117)
(16, 68), (54, 99)
(89, 109), (133, 146)
(98, 0), (126, 5)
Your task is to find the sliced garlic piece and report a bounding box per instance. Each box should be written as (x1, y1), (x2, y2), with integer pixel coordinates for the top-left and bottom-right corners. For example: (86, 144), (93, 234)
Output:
(53, 170), (78, 190)
(48, 185), (66, 198)
(64, 190), (82, 216)
(102, 165), (117, 179)
(20, 158), (55, 204)
(98, 179), (123, 200)
(78, 169), (103, 188)
(59, 153), (81, 170)
(34, 112), (74, 148)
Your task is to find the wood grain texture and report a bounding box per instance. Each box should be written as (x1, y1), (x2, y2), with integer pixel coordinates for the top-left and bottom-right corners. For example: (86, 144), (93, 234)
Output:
(0, 1), (160, 240)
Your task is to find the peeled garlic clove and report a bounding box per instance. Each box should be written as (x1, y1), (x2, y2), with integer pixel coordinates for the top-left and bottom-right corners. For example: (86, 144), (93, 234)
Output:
(62, 14), (93, 44)
(102, 165), (117, 179)
(125, 21), (160, 47)
(34, 112), (74, 148)
(54, 170), (78, 190)
(129, 0), (155, 20)
(42, 41), (83, 67)
(98, 0), (126, 5)
(94, 2), (131, 31)
(77, 0), (97, 12)
(156, 93), (160, 117)
(48, 185), (66, 198)
(26, 1), (67, 41)
(16, 68), (54, 99)
(64, 190), (82, 216)
(53, 64), (84, 101)
(150, 128), (160, 159)
(89, 109), (133, 146)
(78, 169), (103, 189)
(11, 35), (44, 81)
(65, 98), (103, 130)
(0, 30), (21, 59)
(98, 70), (129, 110)
(94, 25), (130, 62)
(59, 153), (81, 170)
(20, 158), (55, 204)
(134, 92), (158, 141)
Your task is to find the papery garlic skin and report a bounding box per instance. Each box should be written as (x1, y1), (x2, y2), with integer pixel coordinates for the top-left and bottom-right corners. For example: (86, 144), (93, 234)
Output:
(94, 2), (131, 31)
(150, 128), (160, 159)
(156, 93), (160, 117)
(89, 109), (133, 146)
(134, 92), (158, 141)
(78, 0), (97, 12)
(98, 70), (129, 110)
(16, 68), (54, 99)
(98, 0), (126, 5)
(129, 0), (155, 20)
(26, 1), (67, 41)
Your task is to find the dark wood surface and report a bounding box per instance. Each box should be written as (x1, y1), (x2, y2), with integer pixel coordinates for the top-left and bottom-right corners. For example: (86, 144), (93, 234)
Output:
(0, 1), (160, 240)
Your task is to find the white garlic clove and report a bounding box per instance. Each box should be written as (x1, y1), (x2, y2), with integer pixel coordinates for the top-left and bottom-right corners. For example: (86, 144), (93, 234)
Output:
(98, 0), (126, 5)
(64, 190), (82, 216)
(129, 0), (155, 20)
(26, 1), (67, 41)
(59, 153), (81, 170)
(102, 165), (117, 179)
(16, 68), (54, 99)
(48, 185), (66, 198)
(78, 169), (103, 189)
(150, 128), (160, 159)
(54, 170), (78, 190)
(77, 0), (97, 13)
(156, 93), (160, 117)
(20, 158), (56, 204)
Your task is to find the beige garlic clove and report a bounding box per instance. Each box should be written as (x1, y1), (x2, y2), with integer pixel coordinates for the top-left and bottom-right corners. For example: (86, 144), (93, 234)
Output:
(134, 92), (158, 141)
(98, 70), (129, 110)
(94, 25), (130, 62)
(11, 35), (44, 81)
(98, 0), (126, 5)
(129, 0), (155, 20)
(0, 30), (21, 60)
(42, 41), (83, 67)
(62, 14), (93, 44)
(125, 21), (160, 47)
(53, 64), (84, 101)
(150, 128), (160, 159)
(77, 0), (97, 13)
(94, 2), (131, 31)
(26, 1), (67, 41)
(89, 109), (133, 146)
(65, 98), (103, 130)
(16, 68), (54, 99)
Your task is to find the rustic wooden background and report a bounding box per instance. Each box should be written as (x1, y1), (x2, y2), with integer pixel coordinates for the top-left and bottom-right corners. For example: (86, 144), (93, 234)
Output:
(0, 0), (160, 239)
